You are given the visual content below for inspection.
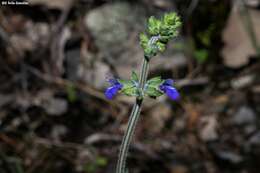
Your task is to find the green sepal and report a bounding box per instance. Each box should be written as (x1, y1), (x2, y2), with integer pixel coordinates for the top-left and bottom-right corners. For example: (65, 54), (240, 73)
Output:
(131, 71), (139, 82)
(140, 33), (157, 57)
(118, 79), (133, 86)
(140, 12), (182, 58)
(118, 79), (139, 97)
(122, 86), (139, 97)
(163, 12), (181, 26)
(156, 42), (166, 52)
(147, 16), (161, 35)
(140, 33), (149, 50)
(145, 76), (164, 97)
(146, 76), (164, 87)
(145, 85), (164, 97)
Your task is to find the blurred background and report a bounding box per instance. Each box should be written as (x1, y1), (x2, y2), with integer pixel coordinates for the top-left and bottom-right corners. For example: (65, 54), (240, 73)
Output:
(0, 0), (260, 173)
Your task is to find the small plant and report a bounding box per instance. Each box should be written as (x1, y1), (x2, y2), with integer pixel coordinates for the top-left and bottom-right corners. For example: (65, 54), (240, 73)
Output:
(104, 12), (182, 173)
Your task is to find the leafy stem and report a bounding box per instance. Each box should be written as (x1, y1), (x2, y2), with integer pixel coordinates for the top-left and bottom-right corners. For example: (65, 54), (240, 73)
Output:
(116, 56), (149, 173)
(110, 12), (181, 173)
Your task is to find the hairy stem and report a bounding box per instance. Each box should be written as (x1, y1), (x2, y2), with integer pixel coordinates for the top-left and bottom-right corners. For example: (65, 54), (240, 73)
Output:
(116, 57), (149, 173)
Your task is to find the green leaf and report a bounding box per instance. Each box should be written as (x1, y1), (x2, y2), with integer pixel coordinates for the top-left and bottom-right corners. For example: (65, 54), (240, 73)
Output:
(66, 83), (77, 103)
(147, 16), (161, 35)
(194, 49), (209, 63)
(96, 156), (107, 167)
(145, 77), (164, 98)
(140, 33), (149, 49)
(146, 76), (164, 87)
(156, 42), (166, 52)
(144, 46), (157, 57)
(131, 71), (139, 82)
(118, 79), (139, 97)
(164, 13), (181, 27)
(118, 79), (133, 86)
(145, 85), (163, 97)
(121, 86), (139, 96)
(163, 12), (176, 25)
(140, 12), (182, 58)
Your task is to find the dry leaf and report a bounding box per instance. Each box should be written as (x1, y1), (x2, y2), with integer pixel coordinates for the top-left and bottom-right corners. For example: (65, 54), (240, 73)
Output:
(221, 4), (260, 68)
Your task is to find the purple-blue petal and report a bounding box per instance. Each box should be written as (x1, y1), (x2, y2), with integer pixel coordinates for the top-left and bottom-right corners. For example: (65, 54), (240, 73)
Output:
(163, 79), (174, 86)
(164, 86), (180, 100)
(105, 86), (120, 99)
(159, 84), (166, 92)
(105, 78), (123, 100)
(115, 83), (123, 90)
(108, 78), (119, 85)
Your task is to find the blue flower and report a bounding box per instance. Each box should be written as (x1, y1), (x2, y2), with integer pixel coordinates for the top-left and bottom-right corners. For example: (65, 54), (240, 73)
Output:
(105, 79), (123, 99)
(159, 79), (179, 100)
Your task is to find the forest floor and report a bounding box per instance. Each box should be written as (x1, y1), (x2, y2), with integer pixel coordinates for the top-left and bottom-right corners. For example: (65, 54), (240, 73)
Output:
(0, 0), (260, 173)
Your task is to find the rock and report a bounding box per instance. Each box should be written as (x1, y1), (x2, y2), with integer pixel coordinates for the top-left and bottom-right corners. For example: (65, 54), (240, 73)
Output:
(248, 132), (260, 146)
(51, 125), (67, 141)
(151, 52), (187, 72)
(244, 0), (260, 7)
(92, 61), (111, 88)
(216, 151), (243, 164)
(244, 125), (257, 135)
(28, 22), (50, 49)
(66, 48), (81, 81)
(9, 21), (50, 60)
(10, 34), (34, 54)
(232, 106), (256, 125)
(231, 74), (255, 89)
(144, 104), (172, 134)
(0, 94), (13, 108)
(84, 2), (146, 81)
(42, 97), (68, 116)
(84, 2), (145, 68)
(245, 131), (260, 153)
(79, 59), (111, 89)
(84, 2), (186, 79)
(199, 116), (218, 142)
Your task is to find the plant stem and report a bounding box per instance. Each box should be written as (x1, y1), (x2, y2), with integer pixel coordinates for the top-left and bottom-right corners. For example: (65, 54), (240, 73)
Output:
(116, 57), (149, 173)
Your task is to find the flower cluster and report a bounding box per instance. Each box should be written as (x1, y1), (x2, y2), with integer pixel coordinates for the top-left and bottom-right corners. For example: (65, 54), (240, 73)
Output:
(140, 12), (181, 57)
(105, 77), (179, 101)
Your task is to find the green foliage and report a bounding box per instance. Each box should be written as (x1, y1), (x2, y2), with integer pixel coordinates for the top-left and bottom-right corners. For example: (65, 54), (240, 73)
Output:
(144, 77), (164, 98)
(140, 12), (182, 58)
(145, 86), (163, 97)
(96, 156), (107, 166)
(84, 156), (107, 173)
(122, 86), (139, 97)
(140, 33), (158, 57)
(156, 42), (166, 52)
(131, 71), (139, 82)
(118, 79), (139, 97)
(192, 24), (215, 63)
(197, 24), (215, 47)
(146, 76), (164, 86)
(147, 16), (161, 35)
(140, 33), (149, 50)
(84, 156), (108, 173)
(194, 49), (209, 63)
(66, 83), (77, 103)
(117, 76), (165, 98)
